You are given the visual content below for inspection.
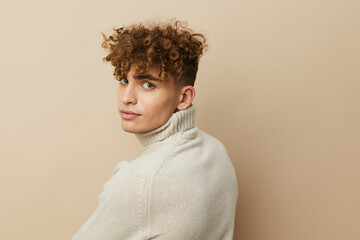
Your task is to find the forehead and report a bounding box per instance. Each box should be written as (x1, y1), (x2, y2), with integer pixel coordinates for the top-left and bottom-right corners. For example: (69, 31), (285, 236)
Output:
(127, 64), (160, 77)
(126, 64), (176, 83)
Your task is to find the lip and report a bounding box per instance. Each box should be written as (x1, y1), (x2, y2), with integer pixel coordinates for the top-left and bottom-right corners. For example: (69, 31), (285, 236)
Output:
(120, 109), (141, 120)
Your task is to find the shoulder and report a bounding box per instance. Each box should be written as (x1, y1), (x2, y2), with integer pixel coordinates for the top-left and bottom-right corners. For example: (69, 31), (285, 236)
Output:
(197, 129), (229, 153)
(153, 128), (235, 186)
(146, 130), (238, 236)
(170, 129), (230, 165)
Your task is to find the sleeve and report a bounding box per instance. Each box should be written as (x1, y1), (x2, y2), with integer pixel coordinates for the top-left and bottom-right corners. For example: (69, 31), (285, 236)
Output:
(143, 172), (209, 240)
(71, 162), (149, 240)
(143, 151), (237, 240)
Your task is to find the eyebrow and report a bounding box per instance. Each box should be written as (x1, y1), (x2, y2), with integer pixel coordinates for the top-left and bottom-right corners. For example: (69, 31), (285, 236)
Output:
(133, 74), (161, 81)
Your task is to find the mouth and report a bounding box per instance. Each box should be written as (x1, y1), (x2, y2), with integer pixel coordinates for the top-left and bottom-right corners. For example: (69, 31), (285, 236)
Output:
(120, 109), (141, 120)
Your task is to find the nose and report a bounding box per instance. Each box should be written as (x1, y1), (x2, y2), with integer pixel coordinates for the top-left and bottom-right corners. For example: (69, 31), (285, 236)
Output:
(121, 83), (137, 105)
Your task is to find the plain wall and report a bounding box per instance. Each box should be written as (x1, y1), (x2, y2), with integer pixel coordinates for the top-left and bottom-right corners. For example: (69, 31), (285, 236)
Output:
(1, 0), (359, 239)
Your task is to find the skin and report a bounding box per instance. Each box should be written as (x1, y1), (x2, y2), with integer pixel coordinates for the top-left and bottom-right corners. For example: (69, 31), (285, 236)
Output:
(117, 64), (195, 133)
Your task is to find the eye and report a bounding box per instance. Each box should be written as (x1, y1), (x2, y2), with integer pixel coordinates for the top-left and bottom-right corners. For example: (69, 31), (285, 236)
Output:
(143, 82), (155, 89)
(119, 78), (129, 85)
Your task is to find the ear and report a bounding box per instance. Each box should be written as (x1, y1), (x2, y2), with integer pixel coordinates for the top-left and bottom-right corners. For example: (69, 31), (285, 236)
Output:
(176, 86), (196, 111)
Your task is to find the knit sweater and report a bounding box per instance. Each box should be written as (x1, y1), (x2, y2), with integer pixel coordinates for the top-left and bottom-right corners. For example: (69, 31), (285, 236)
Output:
(72, 106), (238, 240)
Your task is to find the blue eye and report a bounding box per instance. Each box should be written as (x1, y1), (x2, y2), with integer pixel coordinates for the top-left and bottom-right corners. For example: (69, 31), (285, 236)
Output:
(143, 82), (155, 89)
(120, 78), (129, 85)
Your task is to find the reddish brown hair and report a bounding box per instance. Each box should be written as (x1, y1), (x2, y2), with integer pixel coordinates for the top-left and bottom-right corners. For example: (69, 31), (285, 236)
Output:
(102, 20), (207, 87)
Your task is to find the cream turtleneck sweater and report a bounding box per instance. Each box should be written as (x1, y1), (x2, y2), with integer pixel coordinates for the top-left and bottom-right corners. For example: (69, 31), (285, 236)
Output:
(72, 106), (238, 240)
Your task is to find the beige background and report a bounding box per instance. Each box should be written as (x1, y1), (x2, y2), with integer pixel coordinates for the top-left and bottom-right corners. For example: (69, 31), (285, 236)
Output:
(1, 0), (359, 239)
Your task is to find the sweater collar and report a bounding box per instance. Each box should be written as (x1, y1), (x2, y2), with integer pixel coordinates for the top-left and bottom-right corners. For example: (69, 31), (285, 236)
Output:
(136, 105), (196, 146)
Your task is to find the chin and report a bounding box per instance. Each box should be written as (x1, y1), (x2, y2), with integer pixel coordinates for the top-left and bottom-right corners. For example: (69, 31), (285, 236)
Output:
(121, 122), (149, 134)
(122, 125), (142, 134)
(122, 128), (142, 134)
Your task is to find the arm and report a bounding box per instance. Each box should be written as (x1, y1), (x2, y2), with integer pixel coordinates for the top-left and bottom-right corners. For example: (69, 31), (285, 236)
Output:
(72, 162), (148, 240)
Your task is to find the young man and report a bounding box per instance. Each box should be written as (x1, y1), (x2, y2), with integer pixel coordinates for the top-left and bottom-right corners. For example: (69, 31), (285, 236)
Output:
(72, 21), (238, 240)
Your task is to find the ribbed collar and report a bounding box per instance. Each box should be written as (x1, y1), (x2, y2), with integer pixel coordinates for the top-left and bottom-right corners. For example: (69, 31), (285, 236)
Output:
(136, 105), (196, 146)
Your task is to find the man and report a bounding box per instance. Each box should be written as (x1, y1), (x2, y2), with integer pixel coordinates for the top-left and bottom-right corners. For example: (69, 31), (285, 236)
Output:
(72, 20), (238, 240)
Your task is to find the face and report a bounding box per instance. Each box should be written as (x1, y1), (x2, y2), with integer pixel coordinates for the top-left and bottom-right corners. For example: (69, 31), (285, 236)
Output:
(117, 64), (182, 133)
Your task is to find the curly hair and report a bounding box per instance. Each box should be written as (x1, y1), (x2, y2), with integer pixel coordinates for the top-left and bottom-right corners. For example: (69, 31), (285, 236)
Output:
(101, 20), (207, 87)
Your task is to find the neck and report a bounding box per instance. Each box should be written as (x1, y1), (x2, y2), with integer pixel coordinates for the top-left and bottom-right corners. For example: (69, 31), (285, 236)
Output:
(136, 106), (196, 146)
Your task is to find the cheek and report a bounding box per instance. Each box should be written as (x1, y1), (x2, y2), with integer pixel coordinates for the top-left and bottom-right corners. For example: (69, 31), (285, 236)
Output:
(117, 86), (127, 106)
(117, 86), (121, 101)
(157, 94), (178, 116)
(143, 92), (177, 119)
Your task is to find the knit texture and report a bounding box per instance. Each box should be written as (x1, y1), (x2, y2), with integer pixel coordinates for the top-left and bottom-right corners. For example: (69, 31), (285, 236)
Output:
(72, 106), (238, 240)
